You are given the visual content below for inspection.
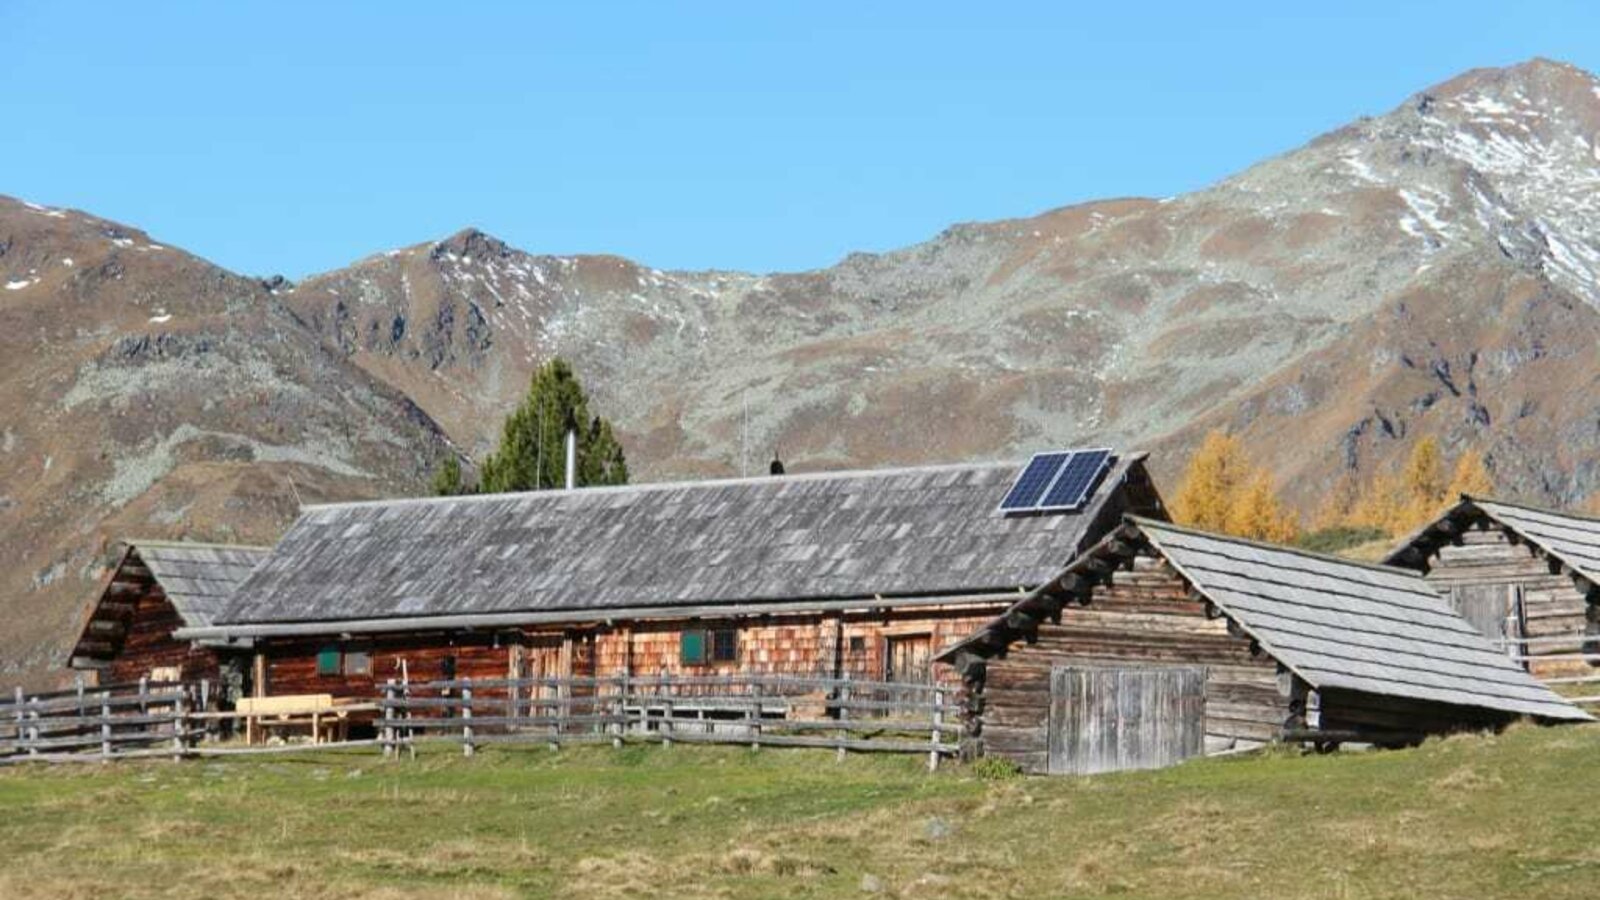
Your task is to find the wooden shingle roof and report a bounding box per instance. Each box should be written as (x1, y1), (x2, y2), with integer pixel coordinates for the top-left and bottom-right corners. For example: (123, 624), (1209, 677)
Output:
(942, 518), (1589, 723)
(1137, 520), (1587, 722)
(135, 542), (270, 628)
(202, 455), (1157, 634)
(1386, 495), (1600, 589)
(71, 541), (268, 666)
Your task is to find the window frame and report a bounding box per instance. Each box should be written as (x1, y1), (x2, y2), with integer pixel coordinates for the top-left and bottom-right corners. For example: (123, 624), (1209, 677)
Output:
(709, 627), (738, 664)
(343, 649), (373, 677)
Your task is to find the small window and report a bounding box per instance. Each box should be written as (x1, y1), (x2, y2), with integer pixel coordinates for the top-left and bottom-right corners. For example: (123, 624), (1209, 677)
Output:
(316, 646), (341, 676)
(344, 650), (372, 676)
(710, 628), (738, 663)
(848, 636), (866, 653)
(680, 630), (707, 665)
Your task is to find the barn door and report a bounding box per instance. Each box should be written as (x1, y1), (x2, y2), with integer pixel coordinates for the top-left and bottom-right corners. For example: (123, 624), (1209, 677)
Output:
(1047, 666), (1206, 776)
(1449, 584), (1524, 662)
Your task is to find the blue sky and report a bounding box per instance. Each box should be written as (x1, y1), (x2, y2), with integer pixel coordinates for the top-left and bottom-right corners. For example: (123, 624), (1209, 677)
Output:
(4, 2), (1597, 278)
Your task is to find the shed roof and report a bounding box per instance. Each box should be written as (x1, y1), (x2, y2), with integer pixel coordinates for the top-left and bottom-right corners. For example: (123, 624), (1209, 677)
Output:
(70, 541), (269, 666)
(941, 518), (1589, 723)
(1385, 495), (1600, 588)
(133, 541), (271, 628)
(204, 455), (1154, 634)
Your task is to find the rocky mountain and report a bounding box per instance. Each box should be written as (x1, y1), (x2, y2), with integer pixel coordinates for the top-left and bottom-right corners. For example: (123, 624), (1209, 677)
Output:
(4, 58), (1599, 683)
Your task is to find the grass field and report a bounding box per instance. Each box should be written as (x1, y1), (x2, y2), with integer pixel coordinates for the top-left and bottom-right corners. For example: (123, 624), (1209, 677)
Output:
(5, 725), (1600, 899)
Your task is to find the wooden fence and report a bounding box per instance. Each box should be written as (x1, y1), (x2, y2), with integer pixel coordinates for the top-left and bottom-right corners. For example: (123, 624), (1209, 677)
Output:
(1494, 630), (1600, 706)
(0, 677), (212, 764)
(380, 674), (959, 770)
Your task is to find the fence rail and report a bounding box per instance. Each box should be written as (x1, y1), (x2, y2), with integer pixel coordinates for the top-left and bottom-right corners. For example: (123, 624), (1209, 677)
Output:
(2, 674), (959, 769)
(381, 674), (958, 770)
(0, 677), (211, 764)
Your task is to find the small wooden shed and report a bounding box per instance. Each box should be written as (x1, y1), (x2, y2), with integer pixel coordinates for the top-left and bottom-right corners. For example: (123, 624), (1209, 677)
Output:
(1385, 496), (1600, 685)
(174, 455), (1164, 701)
(69, 541), (268, 686)
(939, 517), (1588, 775)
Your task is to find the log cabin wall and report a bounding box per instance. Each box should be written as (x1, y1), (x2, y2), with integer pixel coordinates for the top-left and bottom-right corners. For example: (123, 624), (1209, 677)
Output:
(259, 633), (512, 699)
(974, 553), (1286, 773)
(1420, 522), (1592, 677)
(104, 586), (222, 686)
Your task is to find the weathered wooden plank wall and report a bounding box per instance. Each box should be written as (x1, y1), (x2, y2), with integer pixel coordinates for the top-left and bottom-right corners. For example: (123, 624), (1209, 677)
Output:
(1422, 526), (1591, 677)
(1047, 666), (1205, 775)
(975, 553), (1285, 773)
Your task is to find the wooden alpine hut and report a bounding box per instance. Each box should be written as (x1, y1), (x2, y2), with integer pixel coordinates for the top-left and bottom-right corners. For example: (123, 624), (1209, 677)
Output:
(69, 541), (268, 687)
(938, 517), (1588, 775)
(174, 451), (1163, 703)
(1384, 495), (1600, 690)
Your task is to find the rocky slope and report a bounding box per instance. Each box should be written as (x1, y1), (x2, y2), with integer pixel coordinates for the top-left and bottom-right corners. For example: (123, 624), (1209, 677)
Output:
(285, 59), (1600, 504)
(4, 58), (1599, 682)
(0, 200), (449, 682)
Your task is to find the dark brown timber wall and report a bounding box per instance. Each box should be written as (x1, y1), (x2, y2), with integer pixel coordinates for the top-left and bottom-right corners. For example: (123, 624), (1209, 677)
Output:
(974, 553), (1287, 774)
(104, 589), (223, 686)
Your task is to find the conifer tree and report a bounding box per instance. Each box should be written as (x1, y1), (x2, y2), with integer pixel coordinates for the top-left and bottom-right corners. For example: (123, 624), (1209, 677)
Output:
(1172, 430), (1249, 532)
(431, 454), (466, 497)
(478, 358), (629, 494)
(1400, 437), (1447, 526)
(1444, 448), (1494, 500)
(1225, 472), (1300, 543)
(1349, 472), (1406, 535)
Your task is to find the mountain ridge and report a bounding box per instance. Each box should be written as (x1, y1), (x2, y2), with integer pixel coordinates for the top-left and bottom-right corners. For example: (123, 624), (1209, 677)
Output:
(3, 57), (1599, 683)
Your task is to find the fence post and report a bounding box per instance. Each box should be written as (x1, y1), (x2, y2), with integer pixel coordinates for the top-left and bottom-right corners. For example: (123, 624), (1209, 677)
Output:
(100, 691), (112, 762)
(172, 687), (188, 762)
(928, 688), (944, 773)
(461, 679), (475, 758)
(612, 673), (627, 749)
(75, 674), (85, 720)
(139, 675), (148, 718)
(836, 674), (851, 763)
(26, 700), (40, 760)
(661, 674), (674, 749)
(12, 687), (22, 758)
(749, 680), (762, 751)
(382, 679), (395, 759)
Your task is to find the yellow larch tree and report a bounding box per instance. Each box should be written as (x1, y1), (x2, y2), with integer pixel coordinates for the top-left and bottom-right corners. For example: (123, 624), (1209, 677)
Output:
(1171, 430), (1250, 532)
(1399, 436), (1447, 529)
(1445, 448), (1494, 500)
(1172, 429), (1299, 541)
(1226, 472), (1301, 543)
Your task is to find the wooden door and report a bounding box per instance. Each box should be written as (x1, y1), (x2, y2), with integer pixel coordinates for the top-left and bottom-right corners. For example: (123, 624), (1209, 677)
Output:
(1449, 584), (1524, 660)
(884, 634), (933, 684)
(1047, 666), (1206, 776)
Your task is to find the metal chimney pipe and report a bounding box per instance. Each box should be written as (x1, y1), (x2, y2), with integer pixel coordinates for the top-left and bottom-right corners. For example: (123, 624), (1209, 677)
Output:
(564, 422), (578, 490)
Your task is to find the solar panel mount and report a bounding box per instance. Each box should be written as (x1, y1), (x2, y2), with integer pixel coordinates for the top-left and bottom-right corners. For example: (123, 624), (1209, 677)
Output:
(997, 448), (1115, 516)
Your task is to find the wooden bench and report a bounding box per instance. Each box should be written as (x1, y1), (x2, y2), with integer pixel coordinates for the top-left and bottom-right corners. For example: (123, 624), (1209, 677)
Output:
(237, 694), (352, 745)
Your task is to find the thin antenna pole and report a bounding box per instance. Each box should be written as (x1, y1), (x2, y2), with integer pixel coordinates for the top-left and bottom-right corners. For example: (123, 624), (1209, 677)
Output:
(536, 398), (544, 491)
(285, 473), (304, 508)
(741, 389), (749, 478)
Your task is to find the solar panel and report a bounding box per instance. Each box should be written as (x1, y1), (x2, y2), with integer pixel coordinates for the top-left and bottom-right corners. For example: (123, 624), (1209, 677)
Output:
(997, 452), (1071, 512)
(1037, 448), (1113, 512)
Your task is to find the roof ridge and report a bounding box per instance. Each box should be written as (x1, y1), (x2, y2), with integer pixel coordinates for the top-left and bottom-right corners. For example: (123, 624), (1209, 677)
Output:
(1126, 516), (1427, 577)
(128, 538), (271, 552)
(1471, 494), (1600, 526)
(303, 452), (1147, 514)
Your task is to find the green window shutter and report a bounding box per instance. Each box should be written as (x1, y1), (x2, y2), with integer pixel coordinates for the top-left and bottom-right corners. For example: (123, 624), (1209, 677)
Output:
(680, 630), (706, 665)
(317, 647), (341, 676)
